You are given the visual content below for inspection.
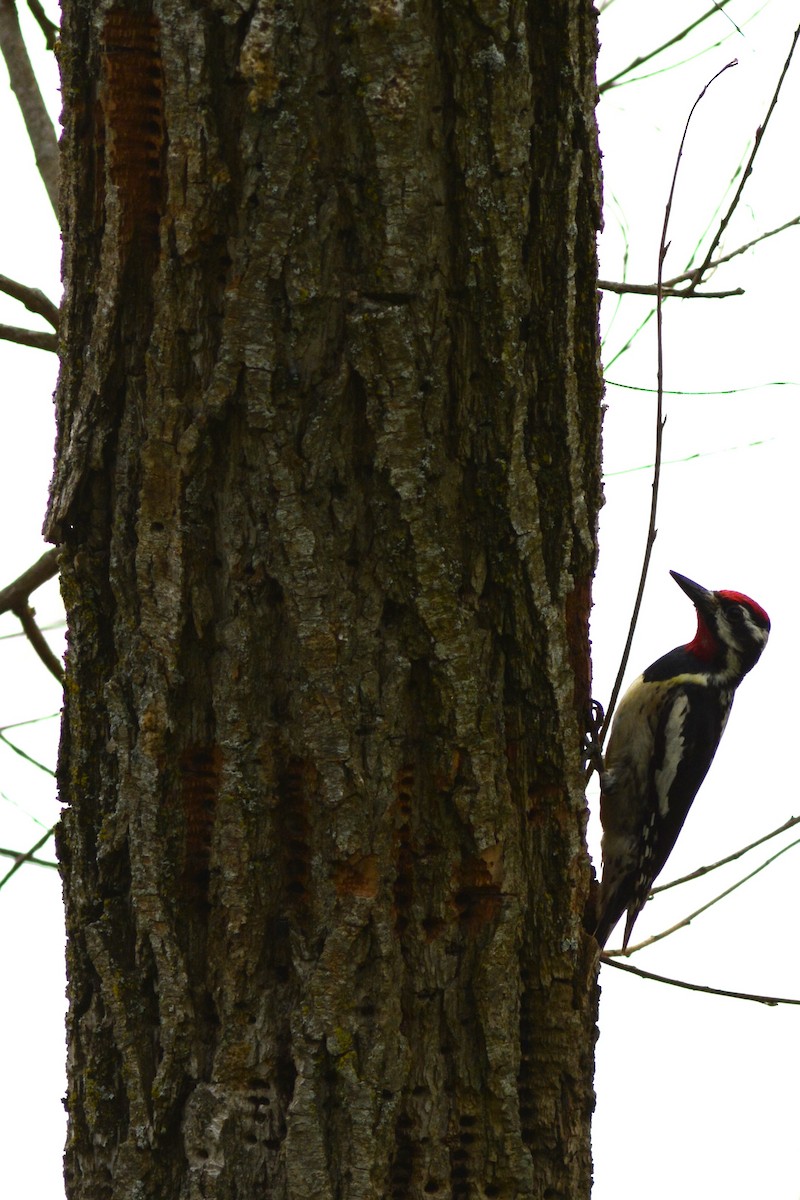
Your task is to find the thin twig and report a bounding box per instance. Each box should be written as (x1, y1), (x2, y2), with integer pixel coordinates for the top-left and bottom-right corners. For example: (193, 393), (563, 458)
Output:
(1, 712), (60, 730)
(598, 280), (743, 299)
(0, 0), (58, 214)
(599, 190), (631, 350)
(599, 0), (736, 93)
(688, 23), (800, 290)
(14, 603), (64, 682)
(0, 730), (55, 775)
(666, 214), (800, 286)
(603, 439), (771, 479)
(598, 61), (737, 747)
(603, 151), (740, 366)
(605, 380), (794, 397)
(0, 548), (60, 613)
(0, 323), (58, 352)
(0, 273), (59, 328)
(26, 0), (58, 50)
(601, 31), (793, 369)
(0, 549), (64, 681)
(608, 837), (800, 955)
(601, 956), (800, 1006)
(0, 843), (56, 867)
(0, 823), (57, 890)
(599, 96), (797, 308)
(0, 618), (64, 641)
(604, 307), (655, 371)
(652, 814), (800, 893)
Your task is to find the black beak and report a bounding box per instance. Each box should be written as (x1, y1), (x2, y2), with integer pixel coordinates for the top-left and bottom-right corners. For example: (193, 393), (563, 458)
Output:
(670, 570), (716, 615)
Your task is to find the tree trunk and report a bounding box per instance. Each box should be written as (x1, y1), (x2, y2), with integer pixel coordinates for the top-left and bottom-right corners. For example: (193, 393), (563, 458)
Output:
(49, 2), (603, 1197)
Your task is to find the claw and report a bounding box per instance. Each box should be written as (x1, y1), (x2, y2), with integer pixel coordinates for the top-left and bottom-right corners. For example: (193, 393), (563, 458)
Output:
(583, 699), (606, 775)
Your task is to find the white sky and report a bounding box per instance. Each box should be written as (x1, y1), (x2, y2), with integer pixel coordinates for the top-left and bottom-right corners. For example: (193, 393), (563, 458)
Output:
(0, 2), (798, 1198)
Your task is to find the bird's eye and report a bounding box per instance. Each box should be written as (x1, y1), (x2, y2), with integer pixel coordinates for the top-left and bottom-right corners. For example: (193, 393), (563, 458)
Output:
(728, 605), (744, 625)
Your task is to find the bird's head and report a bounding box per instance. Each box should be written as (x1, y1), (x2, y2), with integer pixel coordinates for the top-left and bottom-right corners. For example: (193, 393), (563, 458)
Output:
(671, 569), (770, 680)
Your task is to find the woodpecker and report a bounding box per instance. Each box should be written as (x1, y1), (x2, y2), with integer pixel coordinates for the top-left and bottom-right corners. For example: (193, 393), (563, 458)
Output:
(592, 570), (770, 950)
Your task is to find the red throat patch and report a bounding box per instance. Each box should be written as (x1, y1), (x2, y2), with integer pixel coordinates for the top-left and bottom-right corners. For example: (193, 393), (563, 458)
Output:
(686, 613), (718, 662)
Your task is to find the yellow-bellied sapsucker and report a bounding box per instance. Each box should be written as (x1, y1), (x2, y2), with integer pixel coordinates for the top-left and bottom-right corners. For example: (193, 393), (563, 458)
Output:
(592, 570), (770, 949)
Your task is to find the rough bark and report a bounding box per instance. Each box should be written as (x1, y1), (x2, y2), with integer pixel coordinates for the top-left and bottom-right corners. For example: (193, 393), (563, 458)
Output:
(50, 2), (603, 1198)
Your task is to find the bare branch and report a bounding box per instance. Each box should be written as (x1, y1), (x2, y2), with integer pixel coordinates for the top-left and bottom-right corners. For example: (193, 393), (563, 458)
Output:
(0, 273), (59, 328)
(0, 547), (59, 613)
(0, 322), (58, 352)
(0, 823), (56, 890)
(26, 0), (58, 51)
(598, 105), (800, 305)
(599, 279), (744, 299)
(603, 214), (800, 301)
(599, 0), (737, 93)
(0, 549), (63, 681)
(14, 602), (64, 682)
(0, 842), (56, 867)
(608, 836), (800, 955)
(0, 0), (58, 214)
(688, 23), (800, 289)
(666, 215), (800, 286)
(598, 62), (737, 748)
(601, 957), (800, 1007)
(600, 40), (796, 368)
(652, 815), (800, 893)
